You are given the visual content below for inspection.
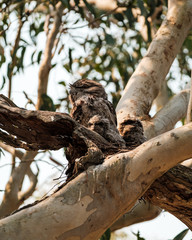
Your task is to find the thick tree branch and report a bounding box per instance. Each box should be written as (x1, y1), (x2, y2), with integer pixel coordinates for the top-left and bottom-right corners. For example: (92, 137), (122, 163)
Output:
(115, 2), (192, 229)
(0, 94), (118, 153)
(116, 0), (192, 123)
(116, 89), (190, 231)
(0, 123), (192, 238)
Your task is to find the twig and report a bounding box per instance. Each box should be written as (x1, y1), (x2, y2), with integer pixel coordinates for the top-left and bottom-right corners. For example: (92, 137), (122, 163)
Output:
(49, 156), (64, 167)
(11, 151), (16, 174)
(23, 91), (35, 107)
(65, 6), (119, 31)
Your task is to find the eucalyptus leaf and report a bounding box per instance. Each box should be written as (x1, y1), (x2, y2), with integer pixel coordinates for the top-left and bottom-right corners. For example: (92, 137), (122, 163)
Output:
(173, 229), (189, 240)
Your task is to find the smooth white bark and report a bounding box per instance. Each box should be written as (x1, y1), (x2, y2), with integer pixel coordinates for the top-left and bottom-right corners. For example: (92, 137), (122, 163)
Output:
(110, 200), (161, 231)
(116, 0), (192, 124)
(144, 90), (190, 139)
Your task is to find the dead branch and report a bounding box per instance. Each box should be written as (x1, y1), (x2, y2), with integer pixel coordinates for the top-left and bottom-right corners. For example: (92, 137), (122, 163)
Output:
(0, 122), (192, 238)
(0, 94), (119, 153)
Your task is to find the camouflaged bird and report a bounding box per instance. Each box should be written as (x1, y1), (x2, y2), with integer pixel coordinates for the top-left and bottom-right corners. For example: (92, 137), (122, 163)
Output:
(69, 79), (125, 147)
(65, 79), (126, 179)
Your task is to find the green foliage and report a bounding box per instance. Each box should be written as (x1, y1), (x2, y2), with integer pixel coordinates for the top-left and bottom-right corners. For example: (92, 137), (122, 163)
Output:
(40, 94), (56, 111)
(0, 0), (191, 110)
(60, 0), (71, 8)
(82, 0), (96, 16)
(133, 231), (146, 240)
(172, 229), (189, 240)
(100, 228), (111, 240)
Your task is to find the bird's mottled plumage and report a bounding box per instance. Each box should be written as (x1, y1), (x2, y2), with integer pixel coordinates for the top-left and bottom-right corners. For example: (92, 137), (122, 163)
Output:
(66, 79), (126, 178)
(69, 79), (107, 103)
(69, 79), (125, 146)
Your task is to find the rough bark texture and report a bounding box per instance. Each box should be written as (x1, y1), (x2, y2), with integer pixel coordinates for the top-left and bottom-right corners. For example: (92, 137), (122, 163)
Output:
(1, 90), (192, 238)
(0, 94), (117, 154)
(0, 123), (192, 239)
(0, 94), (124, 182)
(145, 165), (192, 229)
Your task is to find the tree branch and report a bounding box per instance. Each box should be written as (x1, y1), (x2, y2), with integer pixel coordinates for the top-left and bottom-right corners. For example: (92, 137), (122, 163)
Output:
(144, 89), (190, 139)
(186, 71), (192, 123)
(36, 2), (64, 110)
(0, 151), (37, 218)
(0, 94), (118, 153)
(18, 166), (39, 203)
(8, 18), (24, 98)
(0, 142), (23, 159)
(0, 123), (192, 238)
(110, 200), (161, 232)
(116, 0), (192, 123)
